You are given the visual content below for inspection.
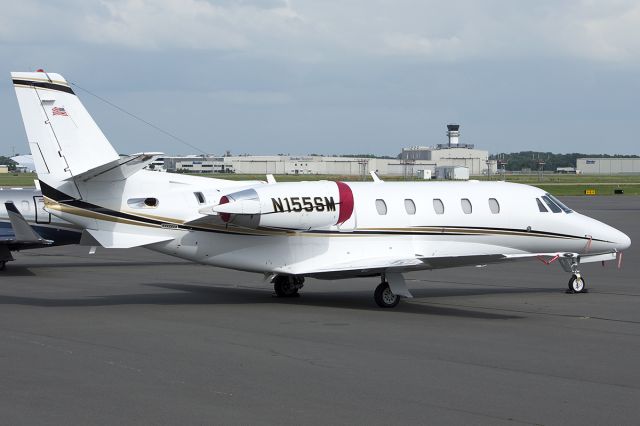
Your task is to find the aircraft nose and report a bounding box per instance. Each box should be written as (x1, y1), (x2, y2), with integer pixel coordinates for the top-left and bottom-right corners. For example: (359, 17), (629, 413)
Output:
(614, 229), (631, 251)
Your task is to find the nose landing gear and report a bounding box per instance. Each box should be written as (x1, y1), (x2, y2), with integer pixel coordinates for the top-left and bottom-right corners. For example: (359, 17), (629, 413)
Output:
(564, 258), (588, 294)
(567, 274), (586, 293)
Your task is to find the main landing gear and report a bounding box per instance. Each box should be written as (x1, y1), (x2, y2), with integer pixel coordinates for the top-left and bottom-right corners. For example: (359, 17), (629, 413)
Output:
(272, 275), (305, 297)
(374, 282), (400, 308)
(374, 272), (413, 308)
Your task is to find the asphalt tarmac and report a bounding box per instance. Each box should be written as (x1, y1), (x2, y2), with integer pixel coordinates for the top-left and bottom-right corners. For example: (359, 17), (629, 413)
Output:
(1, 196), (638, 425)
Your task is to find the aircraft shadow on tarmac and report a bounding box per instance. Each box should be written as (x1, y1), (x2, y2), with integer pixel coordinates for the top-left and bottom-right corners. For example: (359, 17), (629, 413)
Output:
(0, 261), (191, 276)
(0, 281), (552, 319)
(15, 260), (189, 269)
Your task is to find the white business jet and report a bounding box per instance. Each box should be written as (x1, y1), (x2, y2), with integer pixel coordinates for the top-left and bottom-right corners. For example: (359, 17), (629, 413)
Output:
(11, 71), (631, 307)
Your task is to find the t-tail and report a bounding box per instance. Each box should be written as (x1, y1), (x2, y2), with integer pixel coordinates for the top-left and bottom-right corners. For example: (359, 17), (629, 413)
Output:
(11, 71), (120, 199)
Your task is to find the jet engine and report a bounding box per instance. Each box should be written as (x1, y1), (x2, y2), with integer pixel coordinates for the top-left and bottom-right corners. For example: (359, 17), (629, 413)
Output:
(209, 181), (354, 230)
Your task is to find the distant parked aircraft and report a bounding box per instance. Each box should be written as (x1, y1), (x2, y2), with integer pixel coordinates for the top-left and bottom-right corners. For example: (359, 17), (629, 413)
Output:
(0, 187), (81, 269)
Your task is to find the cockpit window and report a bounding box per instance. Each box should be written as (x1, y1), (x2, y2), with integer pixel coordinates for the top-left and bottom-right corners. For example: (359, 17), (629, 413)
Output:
(541, 195), (562, 213)
(546, 193), (573, 213)
(536, 198), (548, 212)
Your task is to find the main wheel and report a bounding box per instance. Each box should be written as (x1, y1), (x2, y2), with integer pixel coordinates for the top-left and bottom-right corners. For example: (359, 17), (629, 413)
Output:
(568, 274), (586, 293)
(374, 282), (400, 308)
(0, 261), (5, 271)
(274, 276), (301, 297)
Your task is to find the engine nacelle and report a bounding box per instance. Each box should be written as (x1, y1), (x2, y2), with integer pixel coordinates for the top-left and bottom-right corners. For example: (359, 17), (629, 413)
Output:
(213, 181), (354, 230)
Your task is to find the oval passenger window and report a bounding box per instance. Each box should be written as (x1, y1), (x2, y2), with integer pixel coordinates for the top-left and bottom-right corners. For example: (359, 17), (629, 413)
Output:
(404, 199), (416, 215)
(461, 198), (472, 214)
(433, 199), (444, 215)
(375, 199), (387, 215)
(488, 198), (500, 214)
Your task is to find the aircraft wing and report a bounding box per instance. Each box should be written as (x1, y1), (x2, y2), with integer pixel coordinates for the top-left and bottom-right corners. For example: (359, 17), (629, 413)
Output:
(1, 202), (54, 264)
(4, 202), (52, 244)
(287, 250), (621, 278)
(288, 254), (510, 278)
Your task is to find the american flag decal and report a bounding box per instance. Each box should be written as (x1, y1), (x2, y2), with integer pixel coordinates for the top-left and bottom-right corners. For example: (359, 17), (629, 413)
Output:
(52, 106), (68, 117)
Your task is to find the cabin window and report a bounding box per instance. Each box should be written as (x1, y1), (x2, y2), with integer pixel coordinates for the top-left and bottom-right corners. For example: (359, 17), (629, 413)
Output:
(433, 198), (445, 215)
(461, 198), (472, 214)
(21, 200), (30, 212)
(536, 198), (548, 212)
(375, 199), (387, 215)
(546, 193), (573, 213)
(541, 195), (562, 213)
(127, 197), (159, 209)
(488, 198), (500, 214)
(404, 199), (416, 215)
(194, 192), (206, 204)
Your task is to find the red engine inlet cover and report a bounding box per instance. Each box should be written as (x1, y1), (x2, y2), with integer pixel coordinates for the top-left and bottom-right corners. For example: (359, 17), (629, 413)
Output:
(335, 181), (354, 224)
(218, 195), (231, 223)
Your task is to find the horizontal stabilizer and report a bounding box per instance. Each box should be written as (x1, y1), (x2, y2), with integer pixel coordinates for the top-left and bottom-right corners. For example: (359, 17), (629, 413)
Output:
(66, 152), (163, 183)
(84, 229), (173, 248)
(4, 202), (52, 244)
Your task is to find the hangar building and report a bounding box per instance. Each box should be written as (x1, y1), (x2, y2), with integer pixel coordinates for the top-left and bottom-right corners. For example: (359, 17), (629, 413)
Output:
(152, 124), (496, 177)
(577, 158), (640, 174)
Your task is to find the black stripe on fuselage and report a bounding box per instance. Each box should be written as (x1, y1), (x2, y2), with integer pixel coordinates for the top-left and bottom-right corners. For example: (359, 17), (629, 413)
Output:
(39, 182), (608, 242)
(12, 79), (75, 95)
(40, 182), (253, 236)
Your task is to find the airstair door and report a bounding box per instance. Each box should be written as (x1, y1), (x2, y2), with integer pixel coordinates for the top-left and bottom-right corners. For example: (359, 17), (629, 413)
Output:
(33, 196), (51, 224)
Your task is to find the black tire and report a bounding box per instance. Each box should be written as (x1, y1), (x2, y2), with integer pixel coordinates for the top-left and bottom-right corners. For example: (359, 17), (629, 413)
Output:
(274, 276), (300, 297)
(0, 261), (5, 271)
(374, 282), (400, 308)
(568, 274), (586, 293)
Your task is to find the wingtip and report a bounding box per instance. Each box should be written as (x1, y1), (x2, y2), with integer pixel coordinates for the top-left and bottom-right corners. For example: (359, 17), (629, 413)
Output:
(4, 201), (19, 214)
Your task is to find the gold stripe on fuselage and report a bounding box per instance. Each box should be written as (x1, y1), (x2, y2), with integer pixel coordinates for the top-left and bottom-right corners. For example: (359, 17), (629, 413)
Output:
(44, 199), (160, 229)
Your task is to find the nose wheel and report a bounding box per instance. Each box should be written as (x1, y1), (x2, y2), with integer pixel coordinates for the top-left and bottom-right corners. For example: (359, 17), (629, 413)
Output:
(561, 257), (588, 294)
(567, 274), (587, 293)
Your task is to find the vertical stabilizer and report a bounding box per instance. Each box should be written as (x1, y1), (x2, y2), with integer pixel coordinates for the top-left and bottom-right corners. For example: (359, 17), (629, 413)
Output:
(11, 71), (120, 198)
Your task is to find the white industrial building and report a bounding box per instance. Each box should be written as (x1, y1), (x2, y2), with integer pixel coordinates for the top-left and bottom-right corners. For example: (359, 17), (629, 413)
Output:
(155, 124), (494, 178)
(435, 166), (470, 180)
(577, 158), (640, 174)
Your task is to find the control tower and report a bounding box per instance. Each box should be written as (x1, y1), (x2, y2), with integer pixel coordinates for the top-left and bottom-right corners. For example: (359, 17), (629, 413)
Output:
(447, 124), (460, 146)
(436, 124), (474, 149)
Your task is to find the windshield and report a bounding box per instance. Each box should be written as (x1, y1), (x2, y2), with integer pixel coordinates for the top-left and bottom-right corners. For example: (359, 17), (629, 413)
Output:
(541, 195), (562, 213)
(546, 193), (573, 213)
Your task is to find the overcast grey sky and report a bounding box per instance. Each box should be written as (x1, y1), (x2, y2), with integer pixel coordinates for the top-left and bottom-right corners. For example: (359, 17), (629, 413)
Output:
(1, 0), (638, 156)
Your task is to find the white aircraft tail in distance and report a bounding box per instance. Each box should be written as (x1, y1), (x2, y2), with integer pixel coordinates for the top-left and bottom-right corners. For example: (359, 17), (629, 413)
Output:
(11, 70), (631, 307)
